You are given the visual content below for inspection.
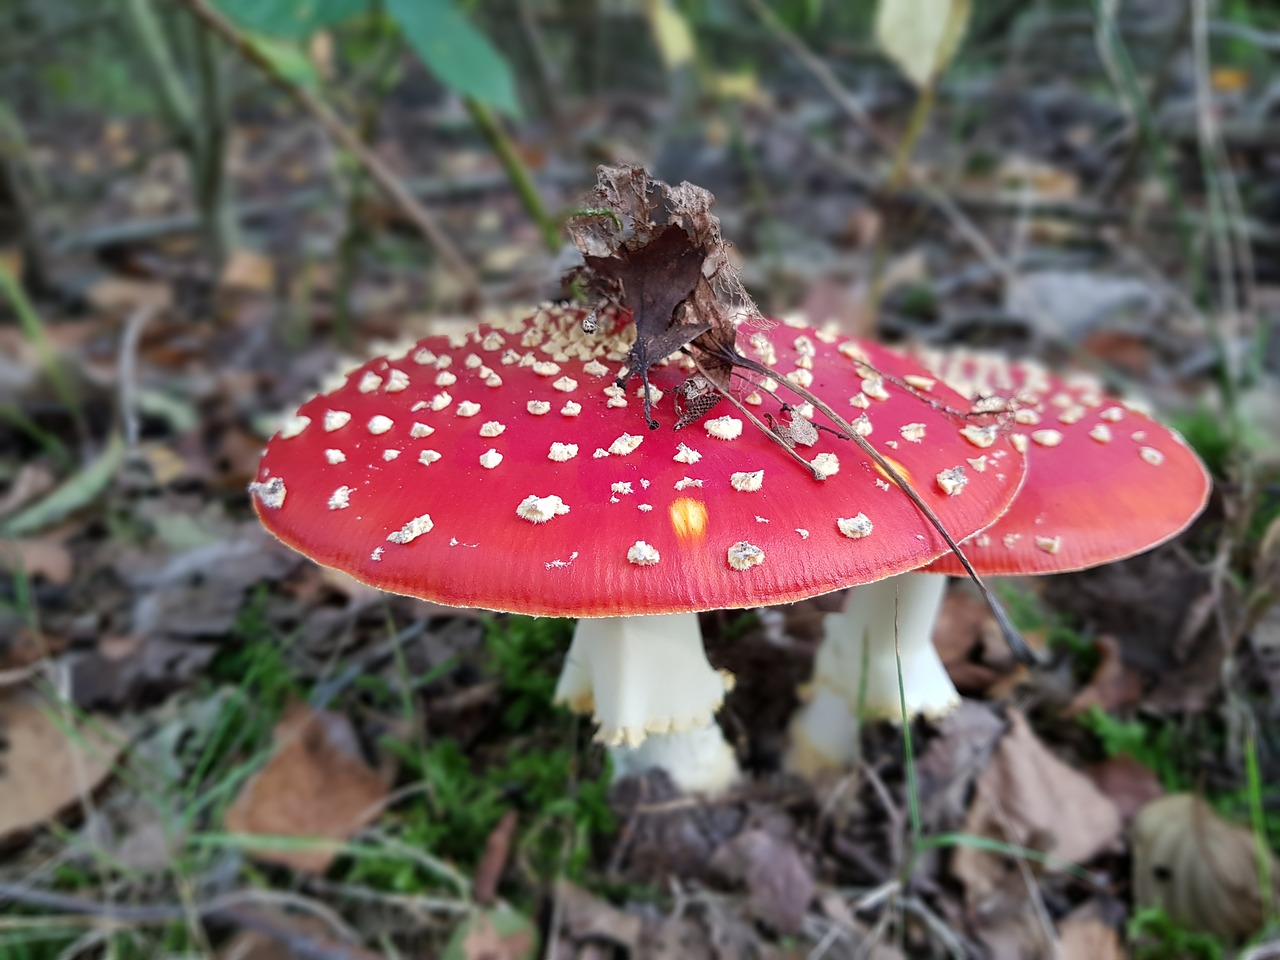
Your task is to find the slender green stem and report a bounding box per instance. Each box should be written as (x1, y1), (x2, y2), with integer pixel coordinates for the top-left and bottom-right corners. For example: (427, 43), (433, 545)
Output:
(1244, 728), (1277, 925)
(465, 97), (560, 253)
(0, 269), (84, 436)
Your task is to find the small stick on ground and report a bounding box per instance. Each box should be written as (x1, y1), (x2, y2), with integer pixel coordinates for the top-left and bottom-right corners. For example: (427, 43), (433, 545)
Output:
(473, 810), (519, 906)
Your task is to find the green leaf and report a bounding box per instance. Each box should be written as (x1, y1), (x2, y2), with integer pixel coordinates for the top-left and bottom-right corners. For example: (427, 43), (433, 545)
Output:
(442, 906), (538, 960)
(385, 0), (519, 116)
(874, 0), (971, 89)
(213, 0), (368, 38)
(1, 434), (126, 536)
(246, 34), (323, 89)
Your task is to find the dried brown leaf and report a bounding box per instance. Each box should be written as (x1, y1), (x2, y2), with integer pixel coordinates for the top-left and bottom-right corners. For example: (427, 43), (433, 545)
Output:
(1133, 793), (1279, 943)
(224, 701), (390, 874)
(0, 688), (124, 845)
(709, 827), (814, 935)
(953, 710), (1121, 915)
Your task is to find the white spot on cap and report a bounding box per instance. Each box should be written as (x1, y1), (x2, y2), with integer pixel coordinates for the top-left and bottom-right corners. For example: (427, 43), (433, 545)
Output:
(249, 477), (286, 509)
(324, 410), (351, 432)
(387, 513), (434, 544)
(904, 374), (935, 391)
(517, 494), (569, 523)
(279, 415), (311, 439)
(358, 371), (383, 393)
(464, 354), (483, 369)
(456, 401), (481, 417)
(796, 528), (810, 539)
(592, 448), (609, 458)
(901, 422), (927, 443)
(1031, 429), (1064, 447)
(1100, 407), (1124, 422)
(961, 424), (999, 448)
(612, 481), (633, 495)
(413, 348), (437, 365)
(582, 359), (609, 377)
(1014, 408), (1041, 425)
(849, 393), (870, 409)
(325, 449), (345, 465)
(368, 415), (394, 435)
(485, 374), (503, 387)
(811, 453), (840, 478)
(861, 377), (889, 401)
(430, 392), (452, 412)
(1089, 424), (1112, 443)
(936, 466), (968, 496)
(1011, 434), (1029, 453)
(674, 477), (703, 491)
(786, 369), (814, 388)
(419, 450), (442, 465)
(727, 541), (765, 571)
(837, 514), (873, 539)
(527, 400), (551, 415)
(1058, 405), (1085, 425)
(1140, 446), (1165, 465)
(532, 361), (561, 376)
(705, 416), (743, 440)
(328, 486), (354, 510)
(730, 470), (764, 492)
(386, 369), (410, 392)
(560, 401), (582, 416)
(479, 449), (503, 469)
(628, 541), (661, 566)
(370, 546), (384, 561)
(435, 371), (458, 387)
(1035, 535), (1062, 554)
(411, 422), (434, 438)
(1131, 430), (1147, 442)
(745, 392), (763, 405)
(479, 421), (505, 437)
(383, 449), (400, 461)
(635, 383), (662, 403)
(967, 455), (988, 472)
(553, 376), (579, 393)
(548, 443), (578, 462)
(852, 415), (873, 437)
(674, 443), (702, 464)
(481, 332), (504, 351)
(609, 433), (644, 455)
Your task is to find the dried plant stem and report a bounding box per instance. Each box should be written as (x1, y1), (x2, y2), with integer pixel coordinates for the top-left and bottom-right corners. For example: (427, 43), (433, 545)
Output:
(174, 0), (482, 305)
(465, 97), (560, 253)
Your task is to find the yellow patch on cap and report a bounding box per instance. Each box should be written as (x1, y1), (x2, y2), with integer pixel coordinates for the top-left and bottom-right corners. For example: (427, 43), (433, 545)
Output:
(669, 497), (709, 542)
(872, 454), (912, 488)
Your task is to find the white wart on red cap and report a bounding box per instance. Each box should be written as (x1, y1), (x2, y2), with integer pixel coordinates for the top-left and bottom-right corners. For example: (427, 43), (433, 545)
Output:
(913, 347), (1211, 576)
(250, 308), (1026, 616)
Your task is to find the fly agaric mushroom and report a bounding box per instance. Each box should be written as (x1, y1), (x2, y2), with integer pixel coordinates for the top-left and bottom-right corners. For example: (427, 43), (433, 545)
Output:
(786, 347), (1211, 775)
(250, 306), (1025, 792)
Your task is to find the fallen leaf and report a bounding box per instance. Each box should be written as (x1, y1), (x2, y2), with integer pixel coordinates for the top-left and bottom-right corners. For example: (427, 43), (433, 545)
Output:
(554, 879), (642, 951)
(709, 826), (814, 935)
(1133, 793), (1279, 944)
(1058, 902), (1125, 960)
(0, 535), (74, 585)
(875, 0), (971, 89)
(1065, 635), (1145, 715)
(0, 687), (125, 845)
(443, 906), (537, 960)
(1084, 755), (1164, 824)
(220, 249), (277, 294)
(224, 701), (391, 874)
(914, 700), (1003, 831)
(952, 710), (1121, 917)
(84, 276), (173, 315)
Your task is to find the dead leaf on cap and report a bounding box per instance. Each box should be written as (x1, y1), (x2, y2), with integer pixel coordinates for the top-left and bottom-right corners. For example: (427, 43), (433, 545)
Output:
(0, 687), (125, 845)
(442, 906), (537, 960)
(708, 826), (815, 935)
(224, 701), (391, 874)
(953, 710), (1121, 915)
(1133, 793), (1279, 943)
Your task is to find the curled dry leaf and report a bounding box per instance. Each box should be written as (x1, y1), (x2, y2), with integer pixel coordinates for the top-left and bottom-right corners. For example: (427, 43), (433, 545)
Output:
(565, 163), (763, 426)
(953, 710), (1121, 916)
(224, 701), (391, 874)
(1133, 793), (1279, 943)
(0, 688), (124, 845)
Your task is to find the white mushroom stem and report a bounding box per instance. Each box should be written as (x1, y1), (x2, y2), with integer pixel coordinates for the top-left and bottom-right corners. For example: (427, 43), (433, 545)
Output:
(785, 573), (958, 775)
(553, 612), (741, 794)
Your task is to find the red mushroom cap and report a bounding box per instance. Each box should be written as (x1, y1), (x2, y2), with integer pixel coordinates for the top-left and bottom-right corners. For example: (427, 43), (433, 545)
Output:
(915, 347), (1211, 577)
(250, 308), (1026, 616)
